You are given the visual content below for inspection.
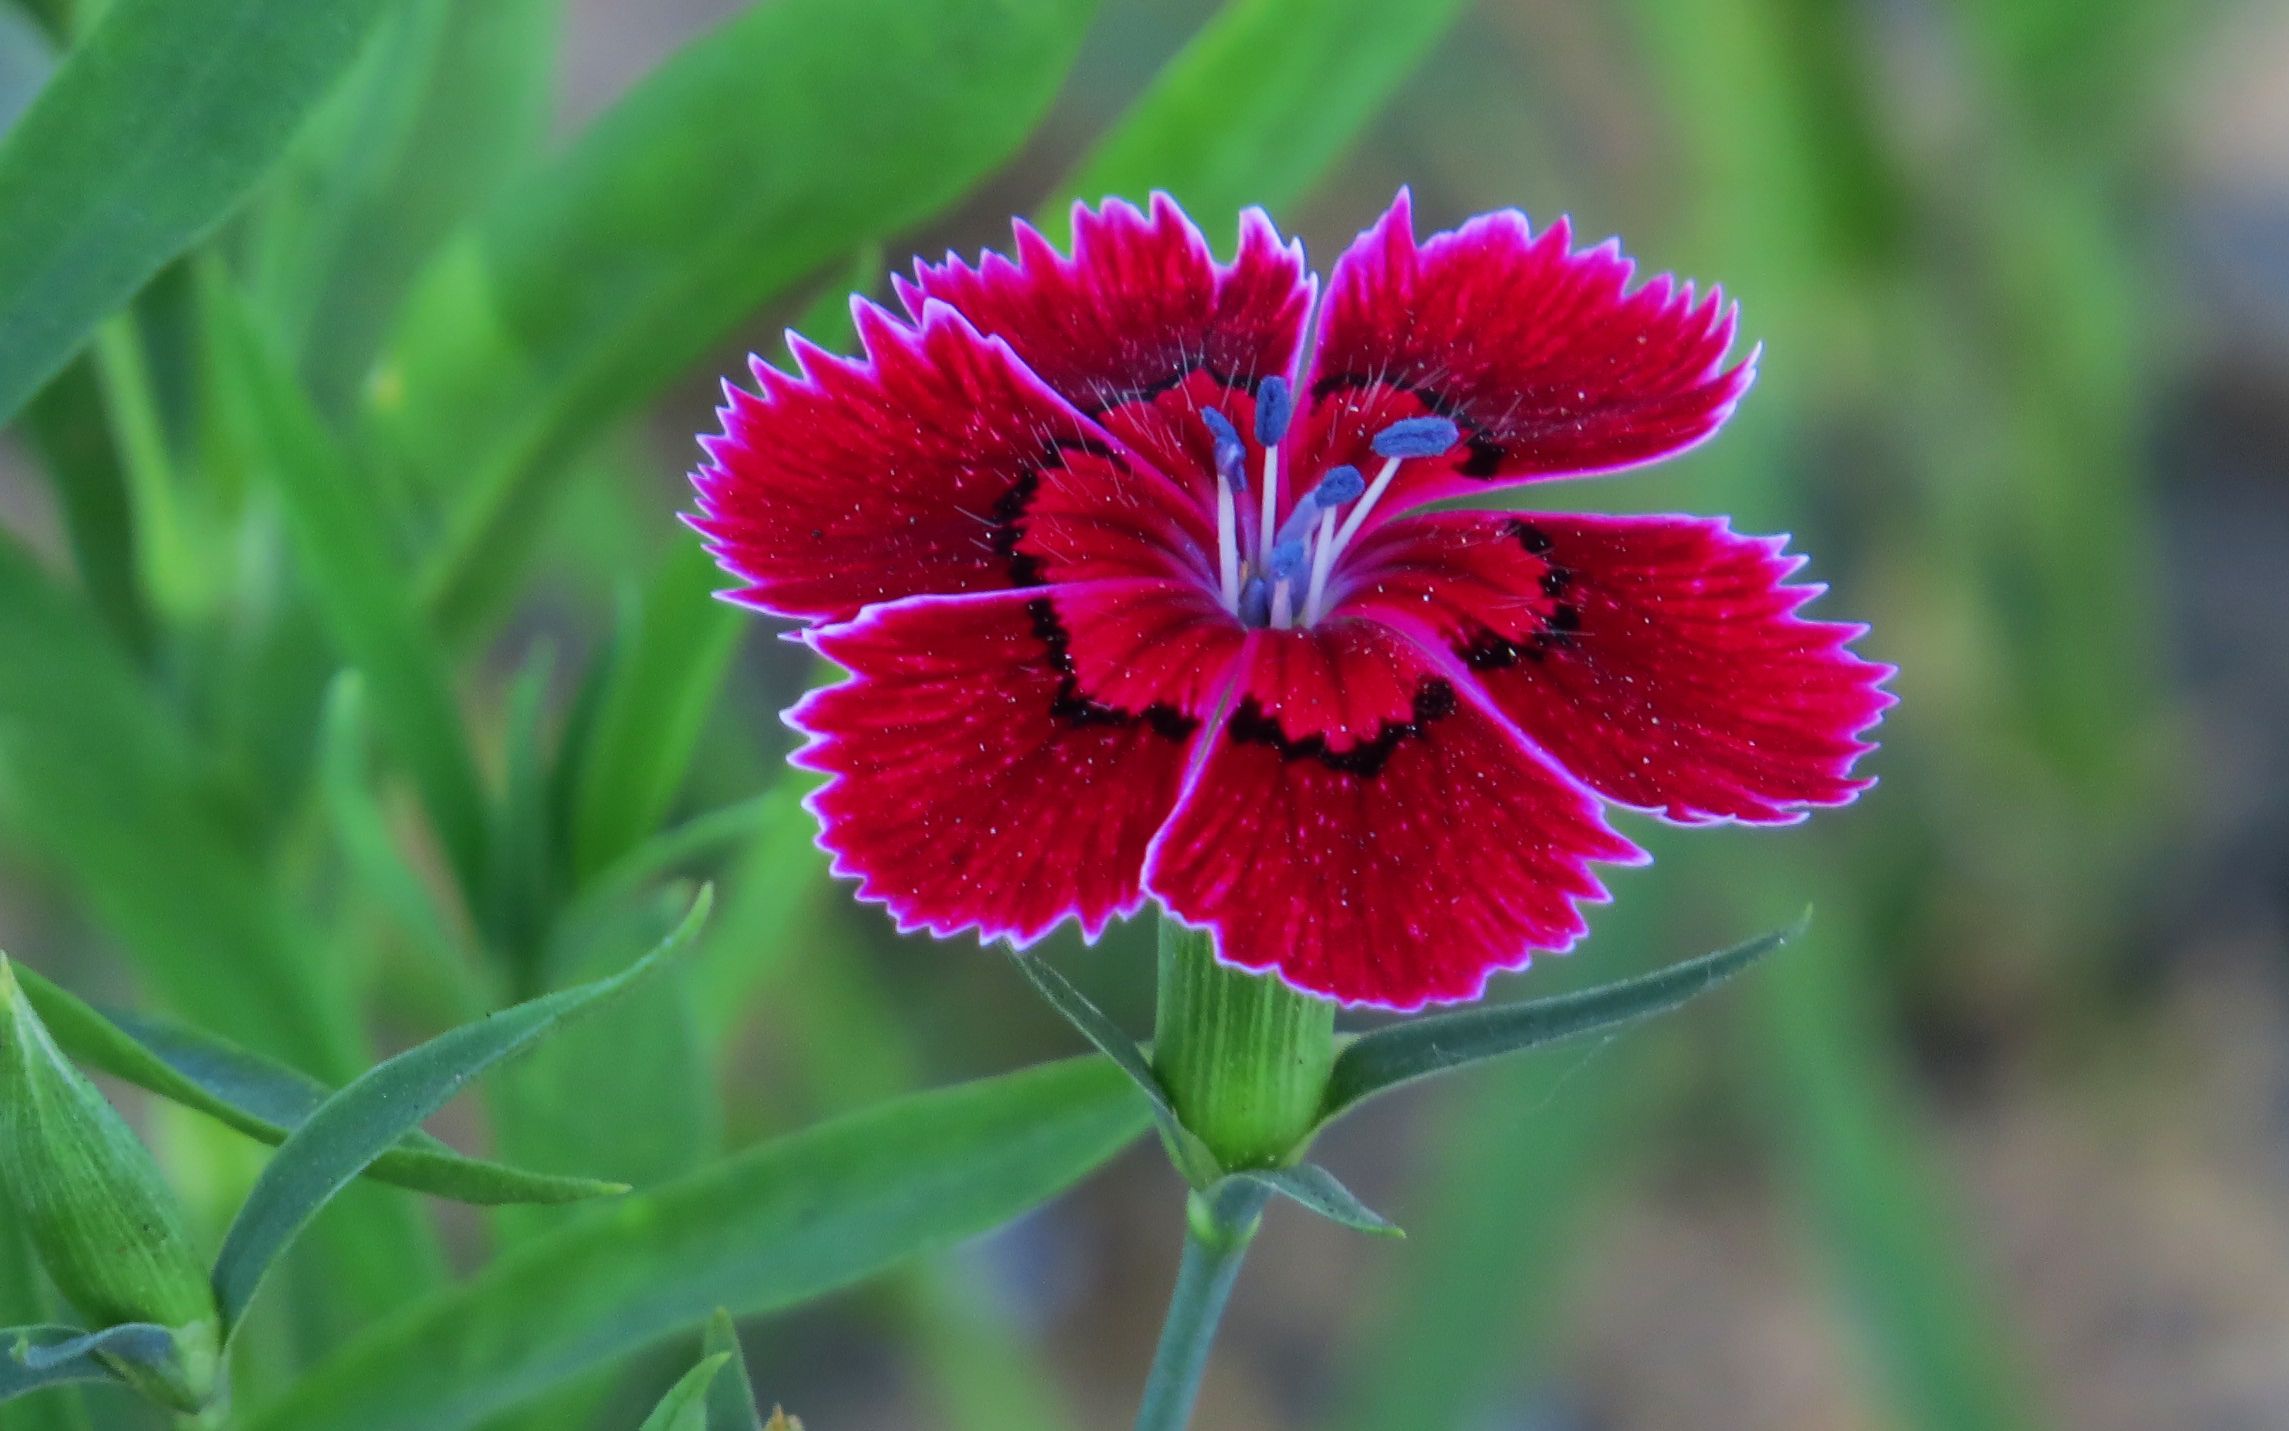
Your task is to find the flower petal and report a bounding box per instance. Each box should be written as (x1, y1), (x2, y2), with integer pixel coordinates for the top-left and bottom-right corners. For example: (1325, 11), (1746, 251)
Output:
(899, 195), (1312, 508)
(1144, 618), (1642, 1010)
(1341, 512), (1893, 824)
(791, 587), (1242, 946)
(691, 301), (1179, 623)
(1292, 189), (1752, 519)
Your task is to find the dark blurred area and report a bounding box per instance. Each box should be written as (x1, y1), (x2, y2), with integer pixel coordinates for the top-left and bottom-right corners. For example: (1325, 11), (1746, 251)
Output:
(5, 0), (2286, 1426)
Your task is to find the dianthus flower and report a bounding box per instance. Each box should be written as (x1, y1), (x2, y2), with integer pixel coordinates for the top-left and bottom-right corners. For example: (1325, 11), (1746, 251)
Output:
(691, 192), (1890, 1009)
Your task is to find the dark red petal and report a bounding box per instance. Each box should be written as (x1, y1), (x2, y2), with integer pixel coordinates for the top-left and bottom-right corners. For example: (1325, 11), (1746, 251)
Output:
(1342, 512), (1893, 824)
(790, 588), (1241, 946)
(690, 301), (1180, 623)
(1292, 189), (1752, 518)
(1018, 437), (1219, 588)
(1145, 619), (1642, 1010)
(899, 195), (1312, 508)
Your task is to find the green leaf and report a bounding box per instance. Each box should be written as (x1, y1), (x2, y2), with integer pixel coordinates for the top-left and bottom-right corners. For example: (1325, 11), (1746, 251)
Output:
(1221, 1165), (1400, 1237)
(375, 0), (1099, 640)
(701, 1310), (762, 1431)
(243, 1057), (1151, 1431)
(0, 1229), (92, 1430)
(252, 0), (560, 406)
(0, 2), (54, 135)
(200, 264), (491, 904)
(1, 1326), (131, 1403)
(0, 0), (407, 425)
(0, 537), (360, 1076)
(1054, 0), (1471, 221)
(211, 890), (711, 1336)
(1748, 896), (2040, 1429)
(318, 674), (477, 1002)
(7, 960), (625, 1208)
(488, 642), (558, 963)
(490, 887), (722, 1210)
(567, 543), (743, 884)
(1320, 915), (1801, 1123)
(640, 1354), (729, 1431)
(1013, 952), (1223, 1188)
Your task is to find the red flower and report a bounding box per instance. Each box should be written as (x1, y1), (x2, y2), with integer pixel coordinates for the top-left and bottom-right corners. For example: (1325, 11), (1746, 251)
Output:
(690, 192), (1891, 1010)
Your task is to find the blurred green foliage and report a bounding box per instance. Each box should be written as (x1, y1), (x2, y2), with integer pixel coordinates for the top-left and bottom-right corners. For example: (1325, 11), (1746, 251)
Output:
(0, 0), (2213, 1424)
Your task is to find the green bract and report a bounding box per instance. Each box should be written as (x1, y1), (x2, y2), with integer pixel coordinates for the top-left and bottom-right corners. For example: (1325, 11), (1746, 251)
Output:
(0, 956), (219, 1412)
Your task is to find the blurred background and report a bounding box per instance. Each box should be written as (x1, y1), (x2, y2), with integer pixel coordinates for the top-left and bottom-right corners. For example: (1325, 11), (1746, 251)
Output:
(2, 0), (2284, 1426)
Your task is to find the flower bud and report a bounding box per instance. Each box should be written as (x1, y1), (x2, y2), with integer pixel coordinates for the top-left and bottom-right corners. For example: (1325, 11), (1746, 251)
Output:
(0, 956), (219, 1409)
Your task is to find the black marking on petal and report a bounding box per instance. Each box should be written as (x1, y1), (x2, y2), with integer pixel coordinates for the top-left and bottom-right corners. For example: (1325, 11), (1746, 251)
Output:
(1507, 520), (1555, 555)
(990, 436), (1130, 590)
(1080, 363), (1257, 417)
(1025, 596), (1196, 740)
(1226, 676), (1457, 779)
(1308, 371), (1510, 478)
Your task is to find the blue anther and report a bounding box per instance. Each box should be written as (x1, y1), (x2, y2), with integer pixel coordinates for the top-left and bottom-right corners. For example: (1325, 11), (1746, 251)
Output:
(1253, 376), (1293, 445)
(1202, 407), (1247, 487)
(1268, 539), (1310, 583)
(1370, 415), (1460, 460)
(1313, 464), (1365, 505)
(1238, 575), (1272, 627)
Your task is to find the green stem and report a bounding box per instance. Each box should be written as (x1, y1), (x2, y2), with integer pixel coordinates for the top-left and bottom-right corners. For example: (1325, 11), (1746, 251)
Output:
(1134, 1180), (1270, 1431)
(1153, 919), (1335, 1169)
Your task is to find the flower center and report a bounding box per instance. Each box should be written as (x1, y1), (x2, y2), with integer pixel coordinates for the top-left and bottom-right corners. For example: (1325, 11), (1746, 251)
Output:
(1210, 384), (1458, 630)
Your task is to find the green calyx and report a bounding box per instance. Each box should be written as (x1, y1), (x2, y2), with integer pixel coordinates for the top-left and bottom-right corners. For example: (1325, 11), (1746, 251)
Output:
(1152, 920), (1336, 1172)
(0, 956), (221, 1408)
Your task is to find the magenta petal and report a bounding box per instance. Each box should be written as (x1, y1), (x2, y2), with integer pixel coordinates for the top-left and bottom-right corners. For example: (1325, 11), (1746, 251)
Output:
(1145, 619), (1643, 1010)
(1293, 190), (1753, 519)
(1342, 511), (1893, 824)
(690, 301), (1170, 623)
(791, 588), (1240, 946)
(900, 196), (1312, 511)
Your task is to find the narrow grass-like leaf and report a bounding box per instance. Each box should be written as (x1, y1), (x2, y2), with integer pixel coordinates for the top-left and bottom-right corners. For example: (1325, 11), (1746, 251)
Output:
(319, 674), (475, 999)
(1, 1326), (127, 1403)
(0, 1231), (91, 1430)
(1014, 953), (1223, 1187)
(568, 543), (742, 883)
(10, 1324), (172, 1376)
(1054, 0), (1471, 222)
(201, 266), (490, 903)
(641, 1354), (729, 1431)
(212, 890), (711, 1335)
(1748, 893), (2040, 1429)
(0, 537), (359, 1076)
(378, 0), (1098, 640)
(242, 1057), (1150, 1431)
(0, 3), (53, 137)
(0, 0), (404, 424)
(1321, 915), (1801, 1123)
(1223, 1165), (1401, 1237)
(8, 961), (623, 1207)
(254, 0), (559, 405)
(701, 1310), (763, 1431)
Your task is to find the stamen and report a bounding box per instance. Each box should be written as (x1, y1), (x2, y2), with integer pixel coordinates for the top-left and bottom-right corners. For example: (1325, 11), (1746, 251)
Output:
(1202, 407), (1247, 489)
(1257, 445), (1280, 567)
(1215, 473), (1241, 610)
(1239, 575), (1271, 628)
(1323, 418), (1462, 571)
(1253, 376), (1293, 445)
(1270, 464), (1363, 552)
(1313, 464), (1366, 505)
(1270, 578), (1294, 629)
(1268, 538), (1310, 585)
(1370, 415), (1460, 460)
(1303, 506), (1340, 624)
